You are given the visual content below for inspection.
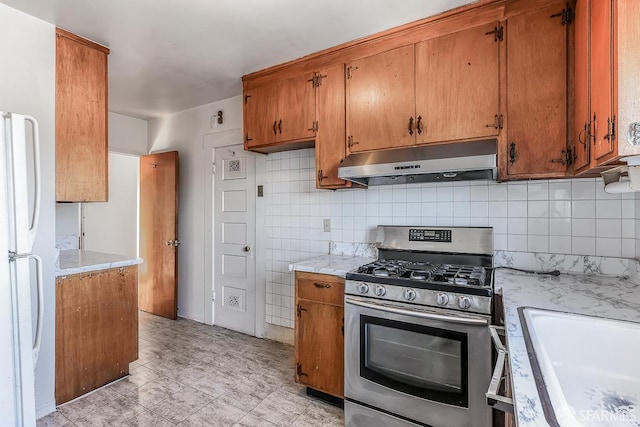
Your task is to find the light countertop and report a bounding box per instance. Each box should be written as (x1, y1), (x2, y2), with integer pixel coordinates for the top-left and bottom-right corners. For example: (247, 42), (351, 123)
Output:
(289, 254), (374, 277)
(56, 249), (143, 277)
(495, 269), (640, 426)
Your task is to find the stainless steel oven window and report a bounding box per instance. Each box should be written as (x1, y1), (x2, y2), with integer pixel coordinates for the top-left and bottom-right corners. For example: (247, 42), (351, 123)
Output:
(360, 315), (469, 407)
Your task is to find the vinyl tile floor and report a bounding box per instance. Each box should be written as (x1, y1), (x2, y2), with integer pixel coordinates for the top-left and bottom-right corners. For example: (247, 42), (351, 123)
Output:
(38, 311), (344, 427)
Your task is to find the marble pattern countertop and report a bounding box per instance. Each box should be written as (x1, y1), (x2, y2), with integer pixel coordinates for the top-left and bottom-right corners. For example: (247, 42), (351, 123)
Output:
(289, 254), (374, 277)
(56, 249), (143, 277)
(495, 269), (640, 427)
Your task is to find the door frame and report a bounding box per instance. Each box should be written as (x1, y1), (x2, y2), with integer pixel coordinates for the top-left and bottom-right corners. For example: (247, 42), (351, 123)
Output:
(203, 129), (266, 338)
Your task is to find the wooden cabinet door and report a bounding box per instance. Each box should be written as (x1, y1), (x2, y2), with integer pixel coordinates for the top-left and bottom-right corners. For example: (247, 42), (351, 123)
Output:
(55, 29), (109, 202)
(416, 23), (501, 144)
(346, 45), (416, 152)
(244, 82), (279, 149)
(590, 0), (615, 162)
(316, 64), (350, 188)
(505, 5), (569, 178)
(295, 299), (344, 398)
(277, 73), (316, 142)
(573, 0), (591, 172)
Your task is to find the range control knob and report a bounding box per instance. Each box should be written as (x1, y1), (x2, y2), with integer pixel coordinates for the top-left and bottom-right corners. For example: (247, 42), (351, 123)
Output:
(358, 283), (369, 295)
(436, 293), (449, 306)
(458, 296), (472, 310)
(374, 286), (386, 297)
(404, 289), (417, 301)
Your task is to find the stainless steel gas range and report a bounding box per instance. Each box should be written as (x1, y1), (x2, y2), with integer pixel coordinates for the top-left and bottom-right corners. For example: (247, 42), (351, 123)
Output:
(344, 226), (494, 427)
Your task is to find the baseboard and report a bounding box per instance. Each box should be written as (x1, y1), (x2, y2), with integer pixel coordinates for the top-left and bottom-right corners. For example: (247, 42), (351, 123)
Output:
(264, 323), (294, 345)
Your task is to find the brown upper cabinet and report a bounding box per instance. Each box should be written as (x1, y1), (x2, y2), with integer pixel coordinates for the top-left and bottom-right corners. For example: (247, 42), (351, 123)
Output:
(573, 0), (640, 174)
(346, 23), (501, 153)
(503, 3), (570, 179)
(244, 72), (316, 151)
(315, 64), (351, 189)
(56, 28), (109, 202)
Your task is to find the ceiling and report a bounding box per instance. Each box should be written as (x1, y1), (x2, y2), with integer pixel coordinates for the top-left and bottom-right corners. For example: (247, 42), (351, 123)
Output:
(2, 0), (476, 119)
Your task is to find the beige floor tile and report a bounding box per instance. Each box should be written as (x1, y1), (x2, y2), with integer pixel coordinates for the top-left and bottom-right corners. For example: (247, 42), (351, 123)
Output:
(179, 399), (248, 427)
(148, 386), (212, 423)
(233, 412), (280, 427)
(36, 411), (74, 427)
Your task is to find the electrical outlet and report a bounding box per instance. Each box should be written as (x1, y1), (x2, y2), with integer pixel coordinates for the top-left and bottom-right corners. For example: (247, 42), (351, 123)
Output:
(323, 218), (331, 233)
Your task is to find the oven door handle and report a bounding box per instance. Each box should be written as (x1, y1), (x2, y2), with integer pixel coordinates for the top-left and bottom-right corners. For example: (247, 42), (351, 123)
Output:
(486, 325), (515, 414)
(345, 298), (489, 326)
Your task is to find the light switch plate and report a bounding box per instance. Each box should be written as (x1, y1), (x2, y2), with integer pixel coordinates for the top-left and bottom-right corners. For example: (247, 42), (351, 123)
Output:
(323, 218), (331, 232)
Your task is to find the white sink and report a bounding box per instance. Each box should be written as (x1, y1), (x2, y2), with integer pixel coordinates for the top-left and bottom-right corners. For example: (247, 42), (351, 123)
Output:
(521, 308), (640, 427)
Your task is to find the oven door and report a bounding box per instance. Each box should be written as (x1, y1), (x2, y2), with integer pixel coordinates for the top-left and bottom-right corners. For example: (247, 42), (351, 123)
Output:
(345, 297), (492, 427)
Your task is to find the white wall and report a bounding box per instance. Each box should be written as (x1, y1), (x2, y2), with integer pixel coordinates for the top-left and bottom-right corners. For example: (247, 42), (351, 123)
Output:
(264, 148), (637, 328)
(55, 203), (80, 241)
(148, 95), (243, 322)
(0, 3), (56, 417)
(109, 112), (148, 155)
(82, 153), (139, 257)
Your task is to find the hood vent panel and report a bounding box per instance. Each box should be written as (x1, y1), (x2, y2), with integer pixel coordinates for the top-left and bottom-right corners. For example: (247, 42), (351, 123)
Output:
(338, 140), (497, 187)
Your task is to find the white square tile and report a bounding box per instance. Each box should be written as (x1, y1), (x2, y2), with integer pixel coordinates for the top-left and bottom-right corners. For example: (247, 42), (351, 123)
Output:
(622, 239), (636, 258)
(366, 190), (380, 204)
(488, 218), (508, 234)
(549, 236), (571, 254)
(392, 204), (407, 217)
(571, 200), (596, 219)
(453, 217), (471, 226)
(470, 186), (489, 201)
(393, 188), (407, 203)
(422, 202), (437, 217)
(453, 186), (471, 201)
(494, 234), (508, 250)
(406, 187), (422, 202)
(437, 186), (454, 202)
(549, 218), (572, 236)
(596, 200), (622, 219)
(406, 203), (421, 217)
(469, 217), (489, 227)
(488, 201), (508, 217)
(507, 201), (527, 217)
(488, 185), (508, 201)
(507, 183), (527, 201)
(436, 217), (455, 226)
(379, 189), (393, 203)
(470, 201), (489, 218)
(508, 234), (528, 252)
(527, 181), (549, 201)
(571, 237), (596, 256)
(622, 219), (635, 238)
(508, 218), (527, 235)
(572, 218), (596, 237)
(622, 200), (635, 219)
(528, 218), (549, 236)
(528, 201), (549, 217)
(453, 202), (471, 218)
(571, 179), (596, 200)
(595, 238), (622, 257)
(596, 219), (621, 238)
(422, 187), (437, 201)
(379, 203), (393, 217)
(549, 200), (572, 218)
(437, 202), (454, 217)
(549, 180), (572, 200)
(528, 235), (549, 253)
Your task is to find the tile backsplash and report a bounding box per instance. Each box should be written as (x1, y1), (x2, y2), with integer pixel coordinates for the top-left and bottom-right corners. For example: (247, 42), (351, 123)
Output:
(264, 148), (638, 328)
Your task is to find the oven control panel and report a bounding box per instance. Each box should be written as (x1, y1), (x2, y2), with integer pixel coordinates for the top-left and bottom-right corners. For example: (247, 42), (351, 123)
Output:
(409, 228), (452, 242)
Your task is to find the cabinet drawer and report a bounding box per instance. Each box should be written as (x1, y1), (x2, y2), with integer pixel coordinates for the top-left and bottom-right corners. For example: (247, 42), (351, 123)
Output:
(296, 272), (344, 306)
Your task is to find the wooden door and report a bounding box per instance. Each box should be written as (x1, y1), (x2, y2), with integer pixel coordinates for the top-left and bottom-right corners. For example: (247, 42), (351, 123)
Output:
(139, 151), (179, 319)
(505, 5), (568, 178)
(243, 83), (279, 149)
(415, 23), (500, 144)
(573, 0), (591, 172)
(277, 73), (316, 142)
(590, 0), (615, 161)
(316, 65), (350, 189)
(295, 299), (344, 398)
(346, 45), (416, 152)
(55, 28), (109, 202)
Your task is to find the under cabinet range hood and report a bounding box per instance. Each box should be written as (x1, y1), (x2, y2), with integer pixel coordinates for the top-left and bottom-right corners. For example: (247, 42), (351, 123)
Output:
(338, 139), (498, 186)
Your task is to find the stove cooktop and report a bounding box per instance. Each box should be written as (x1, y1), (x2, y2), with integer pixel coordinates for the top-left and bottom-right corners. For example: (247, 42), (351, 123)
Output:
(346, 259), (493, 297)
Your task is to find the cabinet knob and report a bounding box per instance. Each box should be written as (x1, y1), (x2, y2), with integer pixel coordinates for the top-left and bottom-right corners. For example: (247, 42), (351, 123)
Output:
(243, 245), (251, 252)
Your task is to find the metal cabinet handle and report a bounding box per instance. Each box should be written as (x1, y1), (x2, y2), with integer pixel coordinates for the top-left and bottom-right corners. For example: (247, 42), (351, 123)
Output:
(486, 325), (514, 414)
(278, 119), (282, 134)
(317, 169), (328, 182)
(273, 120), (277, 135)
(313, 282), (331, 289)
(408, 116), (414, 135)
(416, 115), (423, 135)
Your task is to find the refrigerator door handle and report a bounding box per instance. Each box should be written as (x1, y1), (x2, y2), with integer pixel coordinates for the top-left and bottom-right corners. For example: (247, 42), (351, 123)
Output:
(23, 115), (41, 251)
(29, 254), (43, 367)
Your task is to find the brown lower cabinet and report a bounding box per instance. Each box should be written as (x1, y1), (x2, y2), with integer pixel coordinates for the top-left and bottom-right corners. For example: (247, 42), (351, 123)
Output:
(294, 272), (344, 398)
(55, 265), (138, 404)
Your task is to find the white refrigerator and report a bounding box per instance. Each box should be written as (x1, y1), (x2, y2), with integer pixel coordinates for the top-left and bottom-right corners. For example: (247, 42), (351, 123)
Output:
(0, 112), (43, 426)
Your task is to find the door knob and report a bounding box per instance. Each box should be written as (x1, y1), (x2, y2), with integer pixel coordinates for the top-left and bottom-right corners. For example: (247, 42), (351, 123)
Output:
(243, 245), (251, 252)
